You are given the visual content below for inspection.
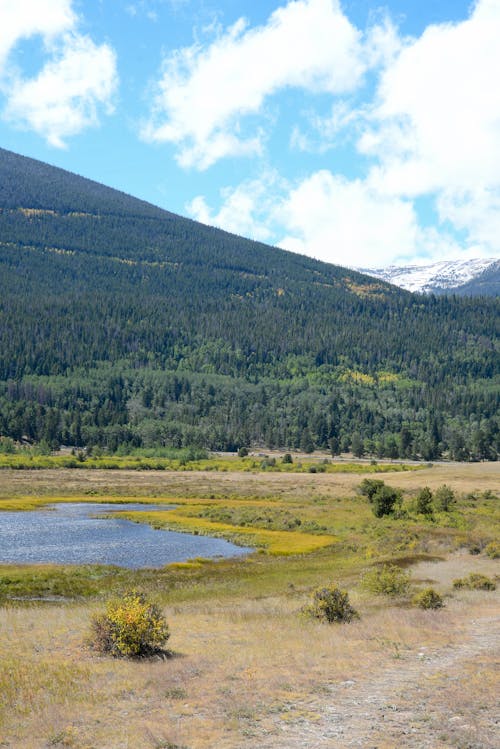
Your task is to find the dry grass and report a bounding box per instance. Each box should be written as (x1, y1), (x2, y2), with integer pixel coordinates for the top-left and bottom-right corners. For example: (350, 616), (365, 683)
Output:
(0, 462), (498, 747)
(1, 572), (498, 748)
(0, 460), (497, 501)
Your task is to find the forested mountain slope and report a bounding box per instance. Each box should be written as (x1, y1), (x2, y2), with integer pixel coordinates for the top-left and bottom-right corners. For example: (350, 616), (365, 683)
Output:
(0, 147), (498, 459)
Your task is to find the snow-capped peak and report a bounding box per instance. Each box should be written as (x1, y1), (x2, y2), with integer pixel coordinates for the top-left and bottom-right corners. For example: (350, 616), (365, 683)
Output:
(357, 258), (499, 293)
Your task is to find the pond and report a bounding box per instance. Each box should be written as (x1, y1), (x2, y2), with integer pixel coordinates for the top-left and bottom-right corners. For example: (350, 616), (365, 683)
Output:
(0, 502), (251, 569)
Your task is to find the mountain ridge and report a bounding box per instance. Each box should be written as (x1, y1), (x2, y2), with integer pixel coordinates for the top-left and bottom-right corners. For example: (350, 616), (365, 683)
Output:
(357, 258), (500, 295)
(0, 147), (498, 460)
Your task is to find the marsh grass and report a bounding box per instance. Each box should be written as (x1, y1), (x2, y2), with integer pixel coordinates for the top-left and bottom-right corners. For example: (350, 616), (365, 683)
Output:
(111, 508), (338, 554)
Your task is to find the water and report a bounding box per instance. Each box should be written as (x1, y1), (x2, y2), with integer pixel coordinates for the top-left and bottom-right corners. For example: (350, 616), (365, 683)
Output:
(0, 502), (251, 569)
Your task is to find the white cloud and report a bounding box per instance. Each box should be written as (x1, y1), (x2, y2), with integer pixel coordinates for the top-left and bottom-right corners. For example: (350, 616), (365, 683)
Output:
(357, 0), (500, 257)
(276, 170), (420, 266)
(0, 0), (75, 67)
(189, 168), (474, 267)
(276, 171), (476, 266)
(179, 0), (500, 265)
(0, 0), (118, 146)
(361, 0), (500, 198)
(187, 174), (283, 242)
(142, 0), (365, 168)
(293, 100), (363, 153)
(437, 188), (500, 252)
(4, 35), (118, 148)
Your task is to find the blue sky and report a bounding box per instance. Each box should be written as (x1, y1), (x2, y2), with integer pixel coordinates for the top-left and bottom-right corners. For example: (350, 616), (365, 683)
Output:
(1, 0), (499, 268)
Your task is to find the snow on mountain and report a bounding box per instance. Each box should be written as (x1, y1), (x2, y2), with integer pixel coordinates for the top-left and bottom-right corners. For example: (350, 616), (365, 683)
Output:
(357, 258), (499, 294)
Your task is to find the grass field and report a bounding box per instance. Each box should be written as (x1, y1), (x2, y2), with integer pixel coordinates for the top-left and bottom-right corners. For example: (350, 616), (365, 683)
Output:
(0, 459), (498, 748)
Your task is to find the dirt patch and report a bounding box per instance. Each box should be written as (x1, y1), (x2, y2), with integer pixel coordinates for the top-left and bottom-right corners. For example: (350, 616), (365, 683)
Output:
(251, 605), (499, 749)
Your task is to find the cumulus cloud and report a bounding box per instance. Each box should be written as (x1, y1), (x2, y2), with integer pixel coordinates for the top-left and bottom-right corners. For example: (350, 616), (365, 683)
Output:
(142, 0), (365, 168)
(437, 188), (500, 253)
(359, 0), (500, 256)
(0, 0), (118, 146)
(363, 13), (500, 194)
(187, 173), (285, 242)
(183, 0), (500, 264)
(275, 169), (484, 267)
(188, 167), (476, 267)
(0, 0), (75, 66)
(276, 171), (421, 266)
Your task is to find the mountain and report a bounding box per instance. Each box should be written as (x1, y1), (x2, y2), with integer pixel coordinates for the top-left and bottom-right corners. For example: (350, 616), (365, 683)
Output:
(452, 260), (500, 296)
(0, 147), (498, 460)
(358, 258), (500, 295)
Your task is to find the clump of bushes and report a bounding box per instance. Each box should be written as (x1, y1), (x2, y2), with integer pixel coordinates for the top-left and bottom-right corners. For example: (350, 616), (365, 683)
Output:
(282, 453), (293, 464)
(303, 584), (359, 623)
(358, 479), (402, 518)
(453, 573), (496, 591)
(362, 564), (410, 597)
(88, 590), (170, 657)
(412, 587), (444, 609)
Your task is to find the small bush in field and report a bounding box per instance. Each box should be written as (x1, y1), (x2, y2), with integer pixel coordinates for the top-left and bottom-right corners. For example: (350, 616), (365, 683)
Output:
(358, 479), (402, 517)
(453, 573), (496, 591)
(282, 453), (293, 464)
(359, 478), (385, 499)
(89, 590), (170, 657)
(485, 541), (500, 559)
(415, 486), (433, 516)
(303, 585), (359, 623)
(362, 564), (410, 597)
(412, 588), (444, 609)
(434, 484), (455, 512)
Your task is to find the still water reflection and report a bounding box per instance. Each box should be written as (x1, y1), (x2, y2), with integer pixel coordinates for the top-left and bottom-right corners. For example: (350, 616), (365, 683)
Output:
(0, 502), (250, 569)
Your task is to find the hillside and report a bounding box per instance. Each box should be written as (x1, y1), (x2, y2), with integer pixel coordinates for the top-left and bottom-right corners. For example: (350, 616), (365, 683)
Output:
(0, 147), (498, 460)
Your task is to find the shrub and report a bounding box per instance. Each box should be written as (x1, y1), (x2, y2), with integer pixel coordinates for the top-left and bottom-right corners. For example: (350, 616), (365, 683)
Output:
(359, 478), (385, 499)
(485, 541), (500, 559)
(303, 584), (359, 623)
(237, 446), (249, 457)
(412, 588), (444, 609)
(415, 486), (433, 515)
(88, 590), (170, 657)
(282, 453), (293, 464)
(359, 479), (402, 517)
(260, 457), (276, 469)
(434, 484), (455, 512)
(453, 573), (496, 591)
(372, 485), (402, 517)
(362, 564), (410, 597)
(481, 489), (496, 500)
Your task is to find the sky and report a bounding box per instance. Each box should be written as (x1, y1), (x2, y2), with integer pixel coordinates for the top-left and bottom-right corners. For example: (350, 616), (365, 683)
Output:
(1, 0), (500, 269)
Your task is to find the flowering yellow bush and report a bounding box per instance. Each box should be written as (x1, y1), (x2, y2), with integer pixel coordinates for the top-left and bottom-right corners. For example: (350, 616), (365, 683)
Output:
(89, 591), (170, 657)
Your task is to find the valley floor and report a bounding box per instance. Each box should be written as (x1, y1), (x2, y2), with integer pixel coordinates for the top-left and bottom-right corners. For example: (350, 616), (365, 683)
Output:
(0, 461), (498, 748)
